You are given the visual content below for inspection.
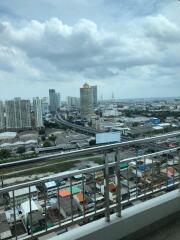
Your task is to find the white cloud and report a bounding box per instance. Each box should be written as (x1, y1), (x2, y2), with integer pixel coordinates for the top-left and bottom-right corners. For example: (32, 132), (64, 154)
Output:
(145, 14), (180, 42)
(0, 0), (180, 99)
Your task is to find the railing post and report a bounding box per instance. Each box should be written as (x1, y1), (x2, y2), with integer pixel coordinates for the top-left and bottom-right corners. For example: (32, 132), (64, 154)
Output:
(115, 149), (121, 217)
(57, 185), (61, 226)
(12, 190), (17, 240)
(178, 149), (180, 191)
(28, 186), (33, 237)
(93, 172), (97, 215)
(82, 174), (86, 221)
(135, 158), (139, 197)
(151, 157), (154, 193)
(166, 153), (169, 190)
(104, 152), (110, 222)
(42, 182), (48, 232)
(70, 177), (74, 222)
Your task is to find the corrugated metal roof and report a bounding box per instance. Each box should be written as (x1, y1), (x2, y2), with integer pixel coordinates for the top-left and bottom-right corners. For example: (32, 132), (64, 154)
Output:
(45, 181), (57, 189)
(9, 186), (37, 198)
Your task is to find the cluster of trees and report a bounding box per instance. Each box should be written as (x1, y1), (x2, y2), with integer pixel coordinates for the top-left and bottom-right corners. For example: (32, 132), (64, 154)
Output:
(38, 128), (57, 148)
(43, 141), (52, 147)
(16, 146), (26, 154)
(0, 145), (37, 160)
(0, 149), (11, 159)
(41, 134), (57, 148)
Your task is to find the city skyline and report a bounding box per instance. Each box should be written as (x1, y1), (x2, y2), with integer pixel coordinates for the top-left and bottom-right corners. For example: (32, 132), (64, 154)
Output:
(0, 1), (180, 99)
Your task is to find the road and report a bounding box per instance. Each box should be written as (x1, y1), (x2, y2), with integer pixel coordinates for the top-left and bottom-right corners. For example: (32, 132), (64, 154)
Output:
(55, 114), (102, 135)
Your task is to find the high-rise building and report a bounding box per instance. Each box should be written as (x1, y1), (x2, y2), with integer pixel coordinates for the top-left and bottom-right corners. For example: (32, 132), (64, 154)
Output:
(42, 97), (49, 115)
(0, 101), (5, 130)
(80, 83), (93, 118)
(56, 92), (61, 110)
(20, 99), (32, 129)
(49, 89), (60, 113)
(33, 98), (44, 128)
(49, 89), (56, 113)
(67, 96), (80, 109)
(5, 98), (32, 130)
(91, 85), (98, 108)
(5, 100), (15, 130)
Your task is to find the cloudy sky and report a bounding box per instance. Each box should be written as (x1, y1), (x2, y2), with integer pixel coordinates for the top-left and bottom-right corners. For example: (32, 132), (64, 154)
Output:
(0, 0), (180, 100)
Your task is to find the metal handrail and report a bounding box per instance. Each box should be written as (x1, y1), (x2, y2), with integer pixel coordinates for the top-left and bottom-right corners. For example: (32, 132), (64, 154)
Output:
(0, 147), (179, 194)
(0, 131), (179, 169)
(0, 132), (179, 240)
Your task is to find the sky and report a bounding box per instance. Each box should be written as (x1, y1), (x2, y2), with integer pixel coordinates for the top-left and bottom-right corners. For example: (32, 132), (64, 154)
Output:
(0, 0), (180, 100)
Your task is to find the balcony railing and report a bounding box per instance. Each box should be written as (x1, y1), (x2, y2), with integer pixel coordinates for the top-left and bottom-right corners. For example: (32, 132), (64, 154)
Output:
(0, 132), (179, 239)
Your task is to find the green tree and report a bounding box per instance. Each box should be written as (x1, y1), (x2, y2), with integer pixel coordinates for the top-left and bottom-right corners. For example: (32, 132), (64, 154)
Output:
(43, 141), (52, 148)
(0, 149), (11, 159)
(41, 135), (46, 141)
(89, 139), (96, 145)
(48, 134), (57, 144)
(31, 146), (35, 152)
(17, 146), (26, 154)
(39, 128), (45, 135)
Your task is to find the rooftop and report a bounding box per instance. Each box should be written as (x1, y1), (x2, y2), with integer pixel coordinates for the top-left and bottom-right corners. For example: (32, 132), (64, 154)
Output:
(59, 189), (71, 197)
(0, 132), (17, 140)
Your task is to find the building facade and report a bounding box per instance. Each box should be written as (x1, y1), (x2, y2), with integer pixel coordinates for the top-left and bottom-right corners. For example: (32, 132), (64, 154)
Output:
(49, 89), (60, 113)
(0, 101), (5, 131)
(56, 92), (61, 110)
(91, 85), (98, 108)
(80, 83), (93, 118)
(5, 98), (32, 130)
(41, 97), (49, 115)
(67, 96), (80, 109)
(33, 98), (44, 128)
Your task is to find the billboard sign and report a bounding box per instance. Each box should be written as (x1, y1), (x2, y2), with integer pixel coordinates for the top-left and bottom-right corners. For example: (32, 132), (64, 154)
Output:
(96, 132), (121, 144)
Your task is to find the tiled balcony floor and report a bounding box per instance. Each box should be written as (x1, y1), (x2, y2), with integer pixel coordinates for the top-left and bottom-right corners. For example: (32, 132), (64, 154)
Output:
(145, 216), (180, 240)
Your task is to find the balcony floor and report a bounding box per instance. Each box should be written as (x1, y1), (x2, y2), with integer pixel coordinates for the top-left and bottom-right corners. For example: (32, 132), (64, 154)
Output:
(144, 217), (180, 240)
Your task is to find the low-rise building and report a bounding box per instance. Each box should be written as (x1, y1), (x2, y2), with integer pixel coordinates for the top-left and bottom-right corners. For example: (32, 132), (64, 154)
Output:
(44, 181), (57, 196)
(58, 189), (78, 218)
(0, 213), (12, 240)
(9, 186), (38, 205)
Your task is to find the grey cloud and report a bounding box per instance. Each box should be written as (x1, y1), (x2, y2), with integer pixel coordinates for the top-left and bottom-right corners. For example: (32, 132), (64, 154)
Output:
(144, 14), (180, 43)
(0, 0), (179, 99)
(102, 0), (172, 18)
(0, 18), (163, 79)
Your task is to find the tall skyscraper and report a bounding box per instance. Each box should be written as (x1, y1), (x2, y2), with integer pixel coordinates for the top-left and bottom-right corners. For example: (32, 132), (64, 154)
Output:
(0, 101), (5, 130)
(42, 97), (49, 115)
(49, 89), (56, 113)
(80, 83), (93, 118)
(91, 85), (98, 108)
(49, 89), (60, 113)
(33, 98), (44, 128)
(5, 98), (31, 130)
(56, 92), (61, 110)
(5, 100), (16, 130)
(20, 99), (32, 129)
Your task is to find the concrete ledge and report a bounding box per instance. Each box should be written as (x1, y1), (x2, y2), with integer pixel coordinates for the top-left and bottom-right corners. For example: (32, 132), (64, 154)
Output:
(50, 190), (180, 240)
(122, 210), (180, 240)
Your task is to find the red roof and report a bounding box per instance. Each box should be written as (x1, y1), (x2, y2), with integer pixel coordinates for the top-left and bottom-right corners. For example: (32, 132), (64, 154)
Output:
(76, 192), (86, 203)
(59, 189), (71, 197)
(108, 182), (116, 192)
(167, 167), (175, 177)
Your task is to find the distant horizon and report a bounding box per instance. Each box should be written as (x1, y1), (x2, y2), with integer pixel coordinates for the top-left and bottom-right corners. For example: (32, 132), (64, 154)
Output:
(0, 94), (180, 102)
